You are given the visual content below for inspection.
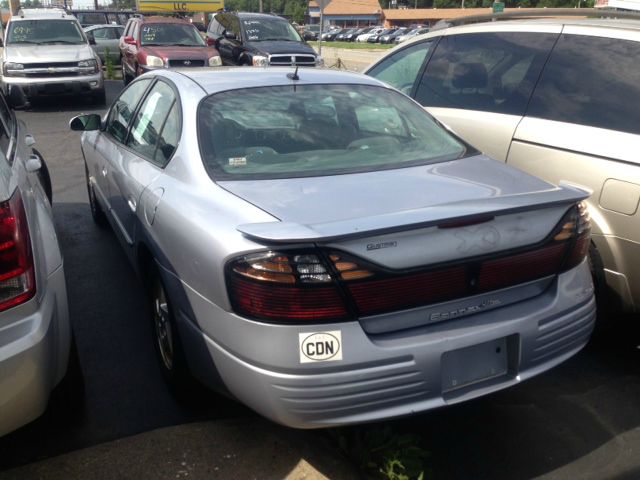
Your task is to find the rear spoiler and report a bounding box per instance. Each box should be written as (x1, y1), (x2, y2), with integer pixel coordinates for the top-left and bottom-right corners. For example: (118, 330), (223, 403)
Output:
(237, 182), (590, 244)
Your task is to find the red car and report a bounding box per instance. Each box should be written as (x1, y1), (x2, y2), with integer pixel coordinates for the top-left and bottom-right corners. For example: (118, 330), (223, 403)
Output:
(120, 16), (222, 84)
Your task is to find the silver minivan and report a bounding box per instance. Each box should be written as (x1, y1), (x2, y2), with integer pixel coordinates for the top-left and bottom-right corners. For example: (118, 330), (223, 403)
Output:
(1, 9), (106, 104)
(367, 16), (640, 317)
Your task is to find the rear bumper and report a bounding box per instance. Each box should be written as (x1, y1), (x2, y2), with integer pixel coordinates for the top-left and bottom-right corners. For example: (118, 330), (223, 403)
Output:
(0, 264), (70, 437)
(2, 73), (104, 98)
(177, 260), (595, 428)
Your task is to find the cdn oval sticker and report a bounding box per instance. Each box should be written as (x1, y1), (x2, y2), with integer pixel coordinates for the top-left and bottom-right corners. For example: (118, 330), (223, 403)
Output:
(299, 331), (343, 363)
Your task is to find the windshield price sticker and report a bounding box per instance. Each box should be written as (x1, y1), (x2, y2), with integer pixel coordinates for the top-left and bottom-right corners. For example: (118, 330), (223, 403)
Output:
(299, 331), (343, 363)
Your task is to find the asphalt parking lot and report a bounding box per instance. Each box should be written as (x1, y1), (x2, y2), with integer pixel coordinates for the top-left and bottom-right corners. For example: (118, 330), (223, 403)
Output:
(0, 80), (639, 480)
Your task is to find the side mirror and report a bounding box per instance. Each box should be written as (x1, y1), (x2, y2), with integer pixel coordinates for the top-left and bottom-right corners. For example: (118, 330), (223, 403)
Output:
(87, 32), (96, 45)
(6, 85), (29, 110)
(124, 35), (136, 45)
(223, 30), (236, 40)
(70, 114), (102, 131)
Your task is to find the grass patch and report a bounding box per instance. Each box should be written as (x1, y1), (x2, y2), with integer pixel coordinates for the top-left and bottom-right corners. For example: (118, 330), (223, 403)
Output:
(104, 48), (115, 80)
(316, 41), (395, 50)
(330, 425), (430, 480)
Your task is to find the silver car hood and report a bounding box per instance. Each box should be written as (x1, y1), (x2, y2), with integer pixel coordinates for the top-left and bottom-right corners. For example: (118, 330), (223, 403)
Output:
(219, 155), (590, 243)
(5, 44), (95, 63)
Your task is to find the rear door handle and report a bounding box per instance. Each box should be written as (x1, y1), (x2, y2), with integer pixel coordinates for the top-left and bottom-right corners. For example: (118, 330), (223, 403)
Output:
(101, 167), (107, 177)
(128, 197), (137, 213)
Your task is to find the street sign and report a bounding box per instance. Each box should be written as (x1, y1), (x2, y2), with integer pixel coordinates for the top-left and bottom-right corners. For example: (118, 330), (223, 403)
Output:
(492, 1), (505, 13)
(137, 0), (224, 13)
(316, 0), (330, 9)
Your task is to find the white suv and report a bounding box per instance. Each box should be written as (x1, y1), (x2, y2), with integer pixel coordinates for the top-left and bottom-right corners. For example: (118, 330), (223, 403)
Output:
(367, 14), (640, 317)
(1, 9), (105, 104)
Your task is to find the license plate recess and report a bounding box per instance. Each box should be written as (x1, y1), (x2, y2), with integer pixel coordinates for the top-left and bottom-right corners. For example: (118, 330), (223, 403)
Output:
(442, 337), (508, 392)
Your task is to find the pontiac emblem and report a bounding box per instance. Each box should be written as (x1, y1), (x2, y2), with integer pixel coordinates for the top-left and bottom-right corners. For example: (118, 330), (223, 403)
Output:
(183, 60), (191, 66)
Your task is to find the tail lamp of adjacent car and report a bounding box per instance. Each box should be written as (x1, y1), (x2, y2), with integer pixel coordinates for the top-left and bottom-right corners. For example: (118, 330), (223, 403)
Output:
(226, 202), (591, 324)
(0, 189), (35, 312)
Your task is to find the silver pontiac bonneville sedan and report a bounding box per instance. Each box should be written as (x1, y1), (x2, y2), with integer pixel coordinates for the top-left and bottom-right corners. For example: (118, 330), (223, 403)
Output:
(71, 68), (595, 428)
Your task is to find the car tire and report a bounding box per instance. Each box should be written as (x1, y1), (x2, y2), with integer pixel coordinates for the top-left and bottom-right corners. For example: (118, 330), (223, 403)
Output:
(32, 148), (52, 204)
(148, 265), (192, 392)
(93, 88), (106, 106)
(84, 163), (108, 227)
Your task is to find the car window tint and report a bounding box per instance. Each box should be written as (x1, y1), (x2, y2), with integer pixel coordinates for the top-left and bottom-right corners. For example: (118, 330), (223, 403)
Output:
(367, 40), (434, 96)
(127, 81), (176, 164)
(414, 32), (556, 116)
(155, 102), (180, 166)
(198, 84), (466, 180)
(527, 34), (640, 135)
(227, 15), (240, 37)
(78, 13), (106, 25)
(106, 79), (151, 143)
(104, 27), (121, 40)
(91, 27), (108, 39)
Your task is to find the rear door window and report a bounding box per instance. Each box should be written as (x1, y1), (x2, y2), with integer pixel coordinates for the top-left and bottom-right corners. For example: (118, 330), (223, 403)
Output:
(106, 79), (152, 143)
(126, 81), (179, 166)
(414, 32), (557, 116)
(526, 34), (640, 135)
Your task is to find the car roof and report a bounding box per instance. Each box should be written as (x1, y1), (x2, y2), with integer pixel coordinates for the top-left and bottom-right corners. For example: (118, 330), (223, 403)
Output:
(399, 16), (640, 50)
(84, 24), (123, 30)
(235, 12), (288, 21)
(155, 67), (390, 95)
(456, 17), (640, 30)
(11, 9), (77, 21)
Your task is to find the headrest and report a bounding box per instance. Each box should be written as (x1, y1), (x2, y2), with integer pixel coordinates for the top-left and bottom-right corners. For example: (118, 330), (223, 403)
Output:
(452, 63), (488, 89)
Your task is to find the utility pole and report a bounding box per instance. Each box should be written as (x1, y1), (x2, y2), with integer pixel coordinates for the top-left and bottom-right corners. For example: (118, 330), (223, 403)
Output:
(259, 0), (263, 12)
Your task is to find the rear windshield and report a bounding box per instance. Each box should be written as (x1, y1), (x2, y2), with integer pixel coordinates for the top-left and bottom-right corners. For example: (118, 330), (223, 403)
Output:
(197, 84), (467, 180)
(76, 13), (107, 25)
(7, 19), (86, 45)
(140, 23), (205, 46)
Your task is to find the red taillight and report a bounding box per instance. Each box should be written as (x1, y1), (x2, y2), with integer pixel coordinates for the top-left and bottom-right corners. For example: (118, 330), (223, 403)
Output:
(477, 243), (566, 292)
(0, 190), (35, 312)
(229, 276), (348, 322)
(227, 203), (592, 323)
(348, 267), (467, 316)
(226, 251), (349, 323)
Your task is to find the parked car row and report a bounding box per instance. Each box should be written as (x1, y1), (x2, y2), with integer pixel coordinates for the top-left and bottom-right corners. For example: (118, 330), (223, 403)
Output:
(2, 8), (638, 439)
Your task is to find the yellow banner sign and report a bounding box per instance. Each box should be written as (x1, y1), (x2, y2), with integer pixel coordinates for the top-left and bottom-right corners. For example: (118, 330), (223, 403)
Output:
(137, 0), (224, 12)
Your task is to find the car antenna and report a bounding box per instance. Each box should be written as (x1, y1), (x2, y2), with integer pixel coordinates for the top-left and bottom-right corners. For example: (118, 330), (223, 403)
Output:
(287, 66), (300, 81)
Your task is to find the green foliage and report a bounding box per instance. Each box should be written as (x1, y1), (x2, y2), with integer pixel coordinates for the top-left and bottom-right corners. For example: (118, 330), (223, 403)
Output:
(432, 0), (593, 6)
(331, 425), (430, 480)
(104, 48), (115, 80)
(108, 0), (136, 9)
(223, 0), (308, 18)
